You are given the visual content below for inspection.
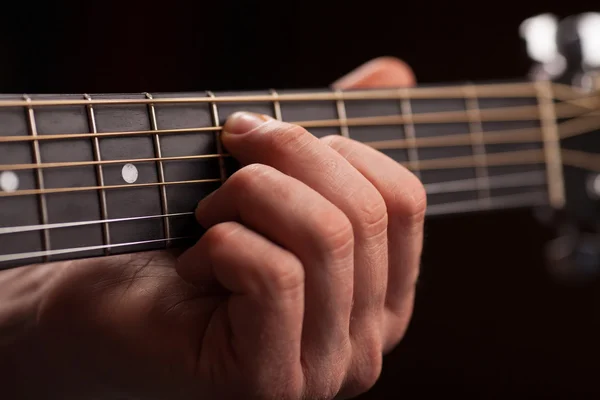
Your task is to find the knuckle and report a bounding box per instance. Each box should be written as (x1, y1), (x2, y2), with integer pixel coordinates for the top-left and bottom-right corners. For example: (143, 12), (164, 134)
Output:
(355, 186), (389, 238)
(320, 134), (346, 148)
(314, 208), (355, 258)
(264, 252), (305, 295)
(354, 342), (383, 394)
(227, 163), (275, 195)
(389, 174), (427, 225)
(203, 222), (242, 251)
(342, 338), (383, 397)
(351, 363), (382, 395)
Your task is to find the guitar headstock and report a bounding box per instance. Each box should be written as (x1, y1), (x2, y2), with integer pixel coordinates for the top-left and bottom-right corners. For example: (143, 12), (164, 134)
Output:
(520, 12), (600, 88)
(521, 13), (600, 283)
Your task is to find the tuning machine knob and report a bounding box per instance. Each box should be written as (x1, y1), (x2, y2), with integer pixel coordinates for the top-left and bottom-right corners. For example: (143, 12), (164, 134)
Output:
(520, 12), (600, 87)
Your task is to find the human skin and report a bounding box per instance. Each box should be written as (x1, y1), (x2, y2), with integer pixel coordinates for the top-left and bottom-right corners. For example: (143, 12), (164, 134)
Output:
(0, 57), (425, 400)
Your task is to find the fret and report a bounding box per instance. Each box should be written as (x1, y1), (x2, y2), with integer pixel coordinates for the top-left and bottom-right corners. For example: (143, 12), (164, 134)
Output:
(410, 95), (479, 209)
(150, 92), (218, 242)
(23, 95), (51, 261)
(0, 97), (44, 265)
(398, 89), (420, 178)
(84, 94), (111, 254)
(207, 91), (227, 183)
(269, 89), (283, 120)
(144, 93), (172, 244)
(33, 95), (104, 261)
(94, 94), (164, 253)
(335, 90), (350, 138)
(463, 85), (491, 205)
(535, 81), (566, 209)
(278, 89), (339, 138)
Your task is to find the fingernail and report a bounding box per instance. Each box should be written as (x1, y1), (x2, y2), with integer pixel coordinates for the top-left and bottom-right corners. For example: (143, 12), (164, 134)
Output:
(223, 112), (273, 135)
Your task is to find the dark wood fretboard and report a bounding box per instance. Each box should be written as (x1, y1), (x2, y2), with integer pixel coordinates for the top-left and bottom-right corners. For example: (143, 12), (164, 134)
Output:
(0, 81), (564, 270)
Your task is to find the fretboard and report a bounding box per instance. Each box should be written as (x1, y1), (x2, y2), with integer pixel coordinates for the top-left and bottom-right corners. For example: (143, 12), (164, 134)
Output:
(0, 81), (568, 270)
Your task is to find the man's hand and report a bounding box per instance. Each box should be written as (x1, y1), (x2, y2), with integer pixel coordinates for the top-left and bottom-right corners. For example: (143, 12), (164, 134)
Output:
(3, 57), (425, 400)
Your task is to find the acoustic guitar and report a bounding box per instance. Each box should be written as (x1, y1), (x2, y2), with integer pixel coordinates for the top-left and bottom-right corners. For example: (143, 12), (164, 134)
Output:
(1, 12), (599, 283)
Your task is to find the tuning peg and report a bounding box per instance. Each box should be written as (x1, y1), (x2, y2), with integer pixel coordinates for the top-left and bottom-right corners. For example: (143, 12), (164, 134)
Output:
(576, 12), (600, 72)
(520, 12), (600, 87)
(520, 13), (566, 81)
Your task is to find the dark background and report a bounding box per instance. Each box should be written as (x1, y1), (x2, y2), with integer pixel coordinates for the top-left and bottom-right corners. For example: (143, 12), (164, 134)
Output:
(2, 0), (600, 398)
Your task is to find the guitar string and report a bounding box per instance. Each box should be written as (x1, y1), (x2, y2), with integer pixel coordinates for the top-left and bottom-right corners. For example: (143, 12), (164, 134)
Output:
(0, 190), (549, 266)
(0, 101), (598, 174)
(1, 111), (597, 175)
(0, 122), (546, 172)
(0, 170), (547, 236)
(0, 237), (193, 265)
(0, 149), (547, 198)
(0, 108), (596, 197)
(1, 109), (598, 175)
(0, 80), (594, 107)
(0, 97), (597, 145)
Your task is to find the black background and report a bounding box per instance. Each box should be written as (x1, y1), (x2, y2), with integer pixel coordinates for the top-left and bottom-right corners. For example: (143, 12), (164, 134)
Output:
(2, 0), (600, 398)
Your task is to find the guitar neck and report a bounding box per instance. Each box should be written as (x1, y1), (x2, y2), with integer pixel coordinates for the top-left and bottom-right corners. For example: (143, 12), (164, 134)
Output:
(0, 80), (562, 269)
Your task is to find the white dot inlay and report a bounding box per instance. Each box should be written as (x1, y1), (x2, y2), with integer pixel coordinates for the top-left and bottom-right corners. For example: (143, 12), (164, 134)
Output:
(0, 171), (19, 192)
(121, 164), (139, 184)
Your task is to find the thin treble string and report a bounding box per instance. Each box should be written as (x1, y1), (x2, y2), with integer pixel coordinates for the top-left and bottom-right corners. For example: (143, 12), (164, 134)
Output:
(0, 149), (547, 198)
(0, 189), (550, 266)
(0, 236), (194, 265)
(0, 170), (547, 236)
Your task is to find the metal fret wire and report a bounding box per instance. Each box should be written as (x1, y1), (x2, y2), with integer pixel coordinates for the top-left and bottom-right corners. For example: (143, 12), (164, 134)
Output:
(334, 89), (350, 138)
(85, 94), (111, 254)
(269, 89), (283, 120)
(535, 81), (566, 209)
(207, 91), (227, 183)
(23, 95), (51, 261)
(399, 88), (421, 178)
(463, 84), (491, 206)
(0, 170), (547, 236)
(144, 93), (172, 244)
